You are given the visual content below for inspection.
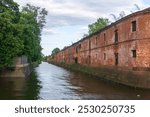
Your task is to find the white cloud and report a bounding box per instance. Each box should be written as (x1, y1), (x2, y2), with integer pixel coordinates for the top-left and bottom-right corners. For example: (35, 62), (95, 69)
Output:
(14, 0), (145, 28)
(42, 28), (60, 35)
(13, 0), (148, 55)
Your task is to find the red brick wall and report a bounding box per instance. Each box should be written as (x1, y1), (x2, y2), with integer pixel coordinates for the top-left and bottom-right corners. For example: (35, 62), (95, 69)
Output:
(53, 8), (150, 70)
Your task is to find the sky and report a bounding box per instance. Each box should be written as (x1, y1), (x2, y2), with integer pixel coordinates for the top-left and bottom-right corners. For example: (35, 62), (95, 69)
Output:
(13, 0), (150, 56)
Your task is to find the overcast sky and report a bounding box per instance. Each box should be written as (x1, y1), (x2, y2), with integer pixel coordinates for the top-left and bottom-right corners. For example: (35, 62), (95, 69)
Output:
(14, 0), (150, 56)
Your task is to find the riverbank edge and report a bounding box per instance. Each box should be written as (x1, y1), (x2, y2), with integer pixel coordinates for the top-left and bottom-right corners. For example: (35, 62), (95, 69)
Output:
(0, 61), (40, 78)
(49, 61), (150, 89)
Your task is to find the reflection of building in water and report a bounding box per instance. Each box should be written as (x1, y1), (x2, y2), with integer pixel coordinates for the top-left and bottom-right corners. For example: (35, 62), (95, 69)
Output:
(67, 72), (150, 100)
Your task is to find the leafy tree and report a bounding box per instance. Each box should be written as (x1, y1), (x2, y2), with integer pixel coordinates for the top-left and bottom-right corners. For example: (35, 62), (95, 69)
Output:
(88, 18), (109, 35)
(19, 4), (48, 62)
(0, 0), (24, 68)
(51, 48), (60, 55)
(0, 1), (48, 69)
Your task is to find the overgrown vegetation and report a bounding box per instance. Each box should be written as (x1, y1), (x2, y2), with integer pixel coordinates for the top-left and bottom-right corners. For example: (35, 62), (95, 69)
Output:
(0, 0), (47, 69)
(51, 48), (60, 55)
(83, 18), (110, 37)
(88, 18), (109, 35)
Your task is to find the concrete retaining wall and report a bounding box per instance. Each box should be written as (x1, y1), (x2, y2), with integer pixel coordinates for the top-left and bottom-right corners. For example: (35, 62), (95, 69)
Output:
(0, 64), (33, 78)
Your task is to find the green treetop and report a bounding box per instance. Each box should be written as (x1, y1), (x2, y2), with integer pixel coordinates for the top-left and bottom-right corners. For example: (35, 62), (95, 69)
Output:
(88, 18), (110, 35)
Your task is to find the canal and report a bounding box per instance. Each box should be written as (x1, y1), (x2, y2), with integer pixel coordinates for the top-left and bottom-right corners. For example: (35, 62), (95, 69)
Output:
(0, 62), (150, 100)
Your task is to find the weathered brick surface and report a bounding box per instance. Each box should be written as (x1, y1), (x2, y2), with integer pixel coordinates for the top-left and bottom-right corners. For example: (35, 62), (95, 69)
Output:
(53, 8), (150, 70)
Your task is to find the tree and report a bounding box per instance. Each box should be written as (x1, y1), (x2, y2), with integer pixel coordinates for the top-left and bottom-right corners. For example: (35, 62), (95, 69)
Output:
(0, 1), (48, 69)
(0, 0), (24, 68)
(19, 4), (48, 62)
(88, 18), (109, 35)
(51, 48), (60, 55)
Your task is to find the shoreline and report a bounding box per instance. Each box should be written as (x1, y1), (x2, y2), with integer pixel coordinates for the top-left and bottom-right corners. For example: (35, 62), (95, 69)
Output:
(49, 61), (150, 89)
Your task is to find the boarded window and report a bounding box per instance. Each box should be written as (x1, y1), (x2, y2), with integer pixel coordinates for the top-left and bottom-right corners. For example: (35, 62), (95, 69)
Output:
(115, 53), (118, 65)
(74, 57), (78, 64)
(89, 39), (91, 50)
(132, 21), (136, 32)
(132, 50), (136, 58)
(104, 53), (106, 60)
(79, 44), (81, 49)
(95, 36), (98, 45)
(115, 30), (118, 43)
(104, 33), (106, 41)
(88, 55), (91, 64)
(76, 47), (78, 53)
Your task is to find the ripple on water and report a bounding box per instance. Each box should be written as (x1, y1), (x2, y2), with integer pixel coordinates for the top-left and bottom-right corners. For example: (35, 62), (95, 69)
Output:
(1, 62), (150, 100)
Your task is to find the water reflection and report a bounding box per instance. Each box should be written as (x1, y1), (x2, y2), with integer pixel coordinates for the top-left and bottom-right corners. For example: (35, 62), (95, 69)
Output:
(68, 73), (150, 100)
(0, 62), (150, 100)
(0, 70), (41, 100)
(0, 76), (25, 99)
(24, 71), (42, 100)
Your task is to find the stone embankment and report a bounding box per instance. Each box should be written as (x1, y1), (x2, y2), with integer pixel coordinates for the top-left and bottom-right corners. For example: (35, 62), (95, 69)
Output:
(50, 61), (150, 89)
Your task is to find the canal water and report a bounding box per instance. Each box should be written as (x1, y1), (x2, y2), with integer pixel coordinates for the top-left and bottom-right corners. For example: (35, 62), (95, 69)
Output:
(0, 62), (150, 100)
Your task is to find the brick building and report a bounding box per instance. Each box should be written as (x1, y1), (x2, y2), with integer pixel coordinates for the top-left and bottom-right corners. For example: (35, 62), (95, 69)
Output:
(51, 8), (150, 88)
(53, 8), (150, 70)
